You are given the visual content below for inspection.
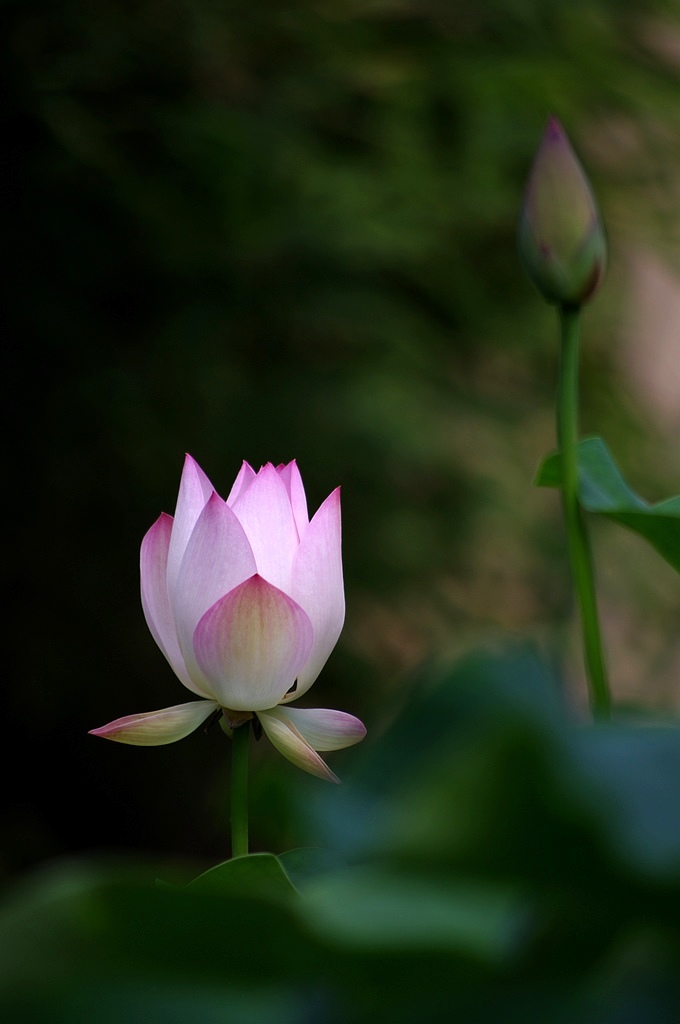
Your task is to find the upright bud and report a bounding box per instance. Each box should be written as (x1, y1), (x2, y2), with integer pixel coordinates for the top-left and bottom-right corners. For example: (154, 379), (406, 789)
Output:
(518, 116), (606, 307)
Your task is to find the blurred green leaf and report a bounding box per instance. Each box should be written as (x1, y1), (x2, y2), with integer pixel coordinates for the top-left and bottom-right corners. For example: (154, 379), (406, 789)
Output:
(303, 647), (570, 866)
(277, 847), (345, 891)
(304, 867), (529, 961)
(536, 437), (680, 572)
(188, 852), (299, 901)
(6, 651), (680, 1021)
(304, 648), (680, 884)
(0, 861), (317, 1024)
(569, 725), (680, 878)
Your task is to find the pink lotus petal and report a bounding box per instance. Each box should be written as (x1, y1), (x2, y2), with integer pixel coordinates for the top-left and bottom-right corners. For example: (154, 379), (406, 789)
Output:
(166, 455), (215, 594)
(231, 464), (299, 591)
(226, 461), (256, 506)
(140, 514), (205, 696)
(269, 706), (366, 750)
(89, 700), (219, 746)
(172, 493), (257, 693)
(286, 487), (344, 700)
(276, 461), (309, 540)
(193, 575), (313, 710)
(258, 707), (339, 782)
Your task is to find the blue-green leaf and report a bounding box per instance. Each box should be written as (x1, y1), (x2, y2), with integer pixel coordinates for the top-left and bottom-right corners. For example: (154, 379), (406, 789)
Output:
(304, 868), (528, 961)
(278, 847), (344, 890)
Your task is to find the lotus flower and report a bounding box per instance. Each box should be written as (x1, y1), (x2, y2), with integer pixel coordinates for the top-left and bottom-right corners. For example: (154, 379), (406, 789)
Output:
(90, 457), (365, 781)
(518, 116), (606, 307)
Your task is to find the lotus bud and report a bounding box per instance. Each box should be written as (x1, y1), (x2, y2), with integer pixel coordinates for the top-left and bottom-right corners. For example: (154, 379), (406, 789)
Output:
(518, 116), (606, 307)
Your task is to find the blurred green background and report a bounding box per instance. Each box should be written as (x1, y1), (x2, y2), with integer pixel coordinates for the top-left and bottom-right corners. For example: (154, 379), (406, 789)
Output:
(5, 0), (680, 879)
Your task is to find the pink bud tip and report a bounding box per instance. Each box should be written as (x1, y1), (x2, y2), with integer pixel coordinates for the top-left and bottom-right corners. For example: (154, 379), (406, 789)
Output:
(518, 117), (607, 307)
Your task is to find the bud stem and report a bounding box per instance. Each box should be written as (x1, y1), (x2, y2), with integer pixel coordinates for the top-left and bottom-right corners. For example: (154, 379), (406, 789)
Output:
(230, 722), (250, 857)
(557, 305), (611, 718)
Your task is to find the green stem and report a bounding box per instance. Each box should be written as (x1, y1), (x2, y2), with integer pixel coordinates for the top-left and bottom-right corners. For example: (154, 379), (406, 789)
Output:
(558, 305), (611, 719)
(230, 723), (249, 858)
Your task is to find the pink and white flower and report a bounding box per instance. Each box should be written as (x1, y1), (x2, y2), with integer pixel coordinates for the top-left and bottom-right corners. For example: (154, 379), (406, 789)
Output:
(90, 456), (365, 781)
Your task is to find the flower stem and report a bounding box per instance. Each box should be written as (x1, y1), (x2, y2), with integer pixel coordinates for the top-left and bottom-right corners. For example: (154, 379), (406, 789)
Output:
(557, 305), (611, 719)
(230, 723), (249, 858)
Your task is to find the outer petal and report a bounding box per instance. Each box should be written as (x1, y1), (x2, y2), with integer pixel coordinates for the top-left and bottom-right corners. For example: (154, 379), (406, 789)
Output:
(286, 487), (344, 700)
(166, 455), (215, 595)
(258, 707), (339, 783)
(226, 461), (256, 506)
(276, 461), (309, 541)
(231, 464), (298, 592)
(193, 575), (313, 711)
(172, 492), (257, 693)
(140, 513), (202, 694)
(268, 706), (366, 750)
(89, 700), (219, 746)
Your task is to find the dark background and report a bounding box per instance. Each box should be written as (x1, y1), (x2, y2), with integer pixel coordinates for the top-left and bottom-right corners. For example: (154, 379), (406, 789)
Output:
(5, 0), (680, 880)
